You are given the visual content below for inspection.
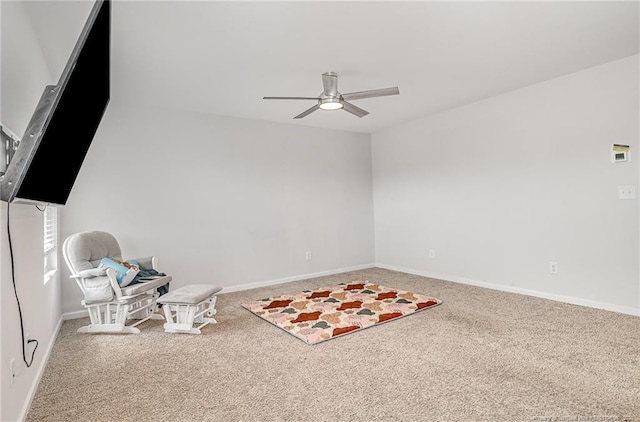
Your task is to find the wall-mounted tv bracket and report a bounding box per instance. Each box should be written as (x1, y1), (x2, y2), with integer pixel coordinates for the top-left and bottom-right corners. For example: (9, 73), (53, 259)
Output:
(0, 124), (20, 178)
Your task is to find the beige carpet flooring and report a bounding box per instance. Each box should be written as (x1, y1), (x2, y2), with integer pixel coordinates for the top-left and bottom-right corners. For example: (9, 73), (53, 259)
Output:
(26, 268), (640, 422)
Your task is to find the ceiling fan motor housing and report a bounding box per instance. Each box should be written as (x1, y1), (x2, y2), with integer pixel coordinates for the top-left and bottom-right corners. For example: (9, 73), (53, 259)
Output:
(322, 71), (340, 97)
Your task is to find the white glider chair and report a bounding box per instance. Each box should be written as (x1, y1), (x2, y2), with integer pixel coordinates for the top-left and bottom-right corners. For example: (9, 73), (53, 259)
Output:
(63, 230), (172, 334)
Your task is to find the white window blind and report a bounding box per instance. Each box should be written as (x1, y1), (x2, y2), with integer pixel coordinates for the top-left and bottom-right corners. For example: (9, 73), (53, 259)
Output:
(44, 206), (57, 282)
(44, 206), (57, 252)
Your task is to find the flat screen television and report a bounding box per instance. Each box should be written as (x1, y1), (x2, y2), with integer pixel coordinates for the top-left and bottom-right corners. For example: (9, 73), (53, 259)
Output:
(0, 0), (110, 206)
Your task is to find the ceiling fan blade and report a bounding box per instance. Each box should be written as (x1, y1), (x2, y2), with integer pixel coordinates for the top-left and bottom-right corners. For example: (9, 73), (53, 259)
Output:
(263, 96), (320, 100)
(342, 101), (369, 118)
(322, 72), (338, 97)
(293, 103), (320, 119)
(341, 87), (399, 101)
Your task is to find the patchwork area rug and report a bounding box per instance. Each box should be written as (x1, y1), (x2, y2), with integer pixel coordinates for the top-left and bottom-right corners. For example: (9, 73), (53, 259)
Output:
(241, 281), (442, 345)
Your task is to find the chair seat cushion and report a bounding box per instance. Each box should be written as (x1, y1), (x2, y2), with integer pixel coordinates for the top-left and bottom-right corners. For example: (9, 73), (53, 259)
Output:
(157, 284), (222, 305)
(120, 275), (172, 296)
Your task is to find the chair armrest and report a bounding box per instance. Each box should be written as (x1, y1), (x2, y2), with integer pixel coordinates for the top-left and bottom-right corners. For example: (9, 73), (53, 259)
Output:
(128, 256), (156, 270)
(71, 268), (107, 279)
(74, 272), (116, 304)
(70, 267), (122, 300)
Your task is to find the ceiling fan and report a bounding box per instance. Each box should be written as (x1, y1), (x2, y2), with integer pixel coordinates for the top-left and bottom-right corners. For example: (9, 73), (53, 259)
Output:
(263, 72), (400, 119)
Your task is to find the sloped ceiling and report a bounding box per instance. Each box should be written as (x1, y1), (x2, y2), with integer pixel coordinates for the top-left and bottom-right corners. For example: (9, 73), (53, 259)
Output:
(22, 0), (640, 134)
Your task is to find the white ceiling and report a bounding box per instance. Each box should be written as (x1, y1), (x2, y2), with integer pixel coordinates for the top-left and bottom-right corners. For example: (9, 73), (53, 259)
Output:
(23, 0), (640, 134)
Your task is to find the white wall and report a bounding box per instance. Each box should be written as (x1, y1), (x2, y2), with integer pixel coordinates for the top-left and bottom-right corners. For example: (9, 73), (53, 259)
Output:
(373, 55), (640, 315)
(60, 103), (375, 313)
(2, 0), (637, 417)
(1, 2), (62, 421)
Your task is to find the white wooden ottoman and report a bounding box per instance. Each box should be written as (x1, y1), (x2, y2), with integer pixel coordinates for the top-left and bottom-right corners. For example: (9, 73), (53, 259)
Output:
(157, 284), (222, 334)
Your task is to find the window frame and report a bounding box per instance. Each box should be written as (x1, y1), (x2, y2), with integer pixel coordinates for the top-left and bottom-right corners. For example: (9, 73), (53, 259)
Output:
(43, 206), (58, 283)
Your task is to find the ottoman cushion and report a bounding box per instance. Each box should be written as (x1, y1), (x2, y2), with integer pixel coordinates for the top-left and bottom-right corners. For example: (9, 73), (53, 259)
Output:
(157, 284), (222, 305)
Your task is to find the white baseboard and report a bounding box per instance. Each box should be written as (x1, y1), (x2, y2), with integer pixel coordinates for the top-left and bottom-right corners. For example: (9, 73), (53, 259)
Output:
(17, 316), (64, 422)
(221, 263), (377, 294)
(62, 310), (88, 320)
(61, 263), (377, 318)
(376, 263), (640, 317)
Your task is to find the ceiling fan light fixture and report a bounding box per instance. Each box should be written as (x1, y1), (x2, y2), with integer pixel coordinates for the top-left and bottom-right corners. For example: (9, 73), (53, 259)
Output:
(319, 98), (343, 110)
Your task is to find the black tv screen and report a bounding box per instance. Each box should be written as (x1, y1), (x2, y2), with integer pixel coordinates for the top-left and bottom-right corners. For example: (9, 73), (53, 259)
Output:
(0, 0), (110, 206)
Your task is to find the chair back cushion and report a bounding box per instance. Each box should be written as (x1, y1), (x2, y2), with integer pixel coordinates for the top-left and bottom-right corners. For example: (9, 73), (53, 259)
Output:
(63, 231), (124, 274)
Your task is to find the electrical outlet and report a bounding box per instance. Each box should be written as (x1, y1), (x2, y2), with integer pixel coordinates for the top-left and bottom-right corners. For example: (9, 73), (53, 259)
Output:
(10, 358), (16, 387)
(549, 261), (558, 274)
(428, 249), (436, 259)
(305, 251), (312, 261)
(618, 185), (636, 200)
